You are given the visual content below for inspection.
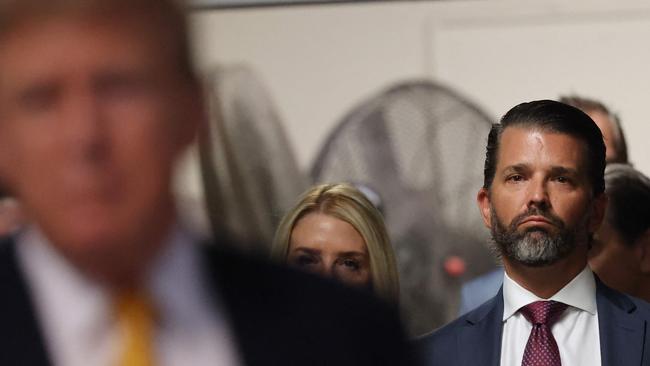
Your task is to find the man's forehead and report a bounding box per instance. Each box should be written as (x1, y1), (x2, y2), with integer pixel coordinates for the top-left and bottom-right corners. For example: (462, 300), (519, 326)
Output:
(0, 17), (182, 84)
(496, 126), (589, 171)
(0, 2), (194, 84)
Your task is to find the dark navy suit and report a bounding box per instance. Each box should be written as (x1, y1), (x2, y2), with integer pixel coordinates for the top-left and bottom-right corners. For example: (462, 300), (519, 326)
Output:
(458, 269), (504, 316)
(0, 237), (412, 366)
(417, 278), (650, 365)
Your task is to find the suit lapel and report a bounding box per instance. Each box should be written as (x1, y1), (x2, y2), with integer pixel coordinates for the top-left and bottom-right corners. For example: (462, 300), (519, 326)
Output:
(596, 277), (647, 366)
(0, 238), (51, 365)
(458, 287), (504, 366)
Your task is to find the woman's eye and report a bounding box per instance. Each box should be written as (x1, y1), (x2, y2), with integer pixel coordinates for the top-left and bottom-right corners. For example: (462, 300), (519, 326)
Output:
(339, 258), (361, 271)
(295, 255), (317, 267)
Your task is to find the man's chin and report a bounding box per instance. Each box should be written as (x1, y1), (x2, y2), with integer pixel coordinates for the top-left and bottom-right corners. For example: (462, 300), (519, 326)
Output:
(42, 213), (131, 255)
(521, 227), (556, 238)
(505, 240), (572, 268)
(54, 226), (123, 254)
(509, 254), (560, 268)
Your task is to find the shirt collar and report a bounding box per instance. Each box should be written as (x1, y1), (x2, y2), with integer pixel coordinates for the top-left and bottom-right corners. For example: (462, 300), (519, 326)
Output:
(16, 225), (118, 364)
(145, 226), (219, 328)
(16, 223), (202, 329)
(502, 265), (597, 321)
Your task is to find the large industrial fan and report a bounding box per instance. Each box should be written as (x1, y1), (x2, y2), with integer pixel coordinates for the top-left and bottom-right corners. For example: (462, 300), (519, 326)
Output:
(199, 65), (307, 254)
(312, 80), (497, 335)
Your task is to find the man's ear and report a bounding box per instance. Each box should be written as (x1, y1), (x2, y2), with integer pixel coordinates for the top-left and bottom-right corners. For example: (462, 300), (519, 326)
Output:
(637, 229), (650, 274)
(477, 188), (492, 229)
(588, 193), (608, 234)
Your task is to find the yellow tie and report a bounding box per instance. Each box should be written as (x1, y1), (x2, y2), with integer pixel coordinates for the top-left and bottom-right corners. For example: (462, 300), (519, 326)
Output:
(114, 291), (156, 366)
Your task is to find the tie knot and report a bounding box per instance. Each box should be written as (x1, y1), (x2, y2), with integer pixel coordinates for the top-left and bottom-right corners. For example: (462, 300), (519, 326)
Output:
(520, 300), (567, 326)
(114, 290), (156, 366)
(114, 291), (156, 322)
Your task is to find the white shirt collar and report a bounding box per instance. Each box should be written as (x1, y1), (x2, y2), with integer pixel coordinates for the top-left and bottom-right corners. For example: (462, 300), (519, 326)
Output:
(502, 265), (597, 321)
(14, 224), (240, 366)
(145, 227), (219, 329)
(16, 226), (118, 366)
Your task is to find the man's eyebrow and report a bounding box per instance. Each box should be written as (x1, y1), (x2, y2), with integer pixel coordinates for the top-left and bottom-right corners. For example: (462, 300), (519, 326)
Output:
(549, 166), (579, 176)
(502, 164), (528, 174)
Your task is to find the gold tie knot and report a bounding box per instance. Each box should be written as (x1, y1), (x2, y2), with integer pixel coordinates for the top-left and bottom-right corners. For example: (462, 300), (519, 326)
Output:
(114, 290), (156, 366)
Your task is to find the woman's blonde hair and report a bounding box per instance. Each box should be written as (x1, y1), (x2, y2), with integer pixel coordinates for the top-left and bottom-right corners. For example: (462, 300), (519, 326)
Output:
(272, 183), (400, 304)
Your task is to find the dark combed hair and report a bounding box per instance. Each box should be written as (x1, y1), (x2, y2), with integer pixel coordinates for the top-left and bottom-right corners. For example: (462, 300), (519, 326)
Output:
(603, 164), (650, 246)
(483, 99), (606, 195)
(559, 95), (628, 164)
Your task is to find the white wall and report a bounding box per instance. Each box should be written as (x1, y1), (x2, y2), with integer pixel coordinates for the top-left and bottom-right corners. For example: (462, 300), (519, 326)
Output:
(184, 0), (650, 199)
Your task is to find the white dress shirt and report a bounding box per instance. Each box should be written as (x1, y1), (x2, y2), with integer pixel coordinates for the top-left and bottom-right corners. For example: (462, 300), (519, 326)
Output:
(16, 225), (242, 366)
(500, 266), (601, 366)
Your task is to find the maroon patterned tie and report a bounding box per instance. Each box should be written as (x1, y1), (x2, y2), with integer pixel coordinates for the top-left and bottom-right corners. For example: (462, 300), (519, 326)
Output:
(520, 301), (568, 366)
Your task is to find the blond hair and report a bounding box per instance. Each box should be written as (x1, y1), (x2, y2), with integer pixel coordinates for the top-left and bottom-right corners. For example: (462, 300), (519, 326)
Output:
(272, 183), (400, 304)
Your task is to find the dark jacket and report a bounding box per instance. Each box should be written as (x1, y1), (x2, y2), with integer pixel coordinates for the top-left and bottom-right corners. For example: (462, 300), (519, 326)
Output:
(0, 237), (412, 365)
(416, 278), (650, 366)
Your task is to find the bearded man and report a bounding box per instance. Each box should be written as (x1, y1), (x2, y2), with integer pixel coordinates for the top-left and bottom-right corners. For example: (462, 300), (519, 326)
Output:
(417, 100), (650, 366)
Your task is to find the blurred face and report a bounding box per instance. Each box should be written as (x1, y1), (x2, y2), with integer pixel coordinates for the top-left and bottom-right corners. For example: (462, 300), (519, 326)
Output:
(0, 15), (199, 267)
(588, 110), (619, 163)
(288, 212), (371, 288)
(478, 127), (605, 267)
(589, 219), (641, 294)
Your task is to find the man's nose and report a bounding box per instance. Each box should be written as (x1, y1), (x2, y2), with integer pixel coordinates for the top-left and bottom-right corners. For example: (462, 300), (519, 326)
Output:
(63, 91), (108, 162)
(527, 178), (550, 208)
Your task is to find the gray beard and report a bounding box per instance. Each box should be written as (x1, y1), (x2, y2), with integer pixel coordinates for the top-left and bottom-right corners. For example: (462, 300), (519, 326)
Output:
(489, 206), (584, 267)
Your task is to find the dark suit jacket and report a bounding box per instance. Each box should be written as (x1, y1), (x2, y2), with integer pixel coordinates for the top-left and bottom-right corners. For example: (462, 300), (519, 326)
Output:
(416, 278), (650, 365)
(458, 269), (503, 316)
(0, 237), (412, 365)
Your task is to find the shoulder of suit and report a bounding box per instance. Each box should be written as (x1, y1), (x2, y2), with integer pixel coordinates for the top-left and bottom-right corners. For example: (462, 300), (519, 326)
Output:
(199, 239), (412, 366)
(596, 277), (650, 318)
(622, 292), (650, 317)
(415, 291), (500, 347)
(199, 239), (403, 327)
(0, 235), (19, 282)
(463, 269), (503, 291)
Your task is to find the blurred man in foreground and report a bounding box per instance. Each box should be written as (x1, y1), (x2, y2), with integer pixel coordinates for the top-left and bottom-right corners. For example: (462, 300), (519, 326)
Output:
(589, 163), (650, 302)
(0, 1), (408, 365)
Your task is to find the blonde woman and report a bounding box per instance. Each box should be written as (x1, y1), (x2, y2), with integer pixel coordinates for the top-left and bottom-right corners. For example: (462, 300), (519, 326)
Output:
(272, 183), (400, 304)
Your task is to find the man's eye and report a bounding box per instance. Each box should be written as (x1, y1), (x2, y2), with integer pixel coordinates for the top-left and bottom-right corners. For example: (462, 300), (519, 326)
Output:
(507, 174), (524, 182)
(555, 176), (571, 184)
(19, 86), (58, 112)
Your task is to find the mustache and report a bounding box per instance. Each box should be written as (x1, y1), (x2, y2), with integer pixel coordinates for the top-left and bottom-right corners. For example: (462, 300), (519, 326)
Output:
(509, 207), (565, 230)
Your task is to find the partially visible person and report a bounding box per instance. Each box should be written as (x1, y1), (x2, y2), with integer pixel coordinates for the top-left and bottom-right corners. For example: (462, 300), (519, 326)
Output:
(0, 1), (411, 365)
(272, 183), (400, 304)
(589, 163), (650, 302)
(458, 94), (630, 315)
(560, 95), (628, 164)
